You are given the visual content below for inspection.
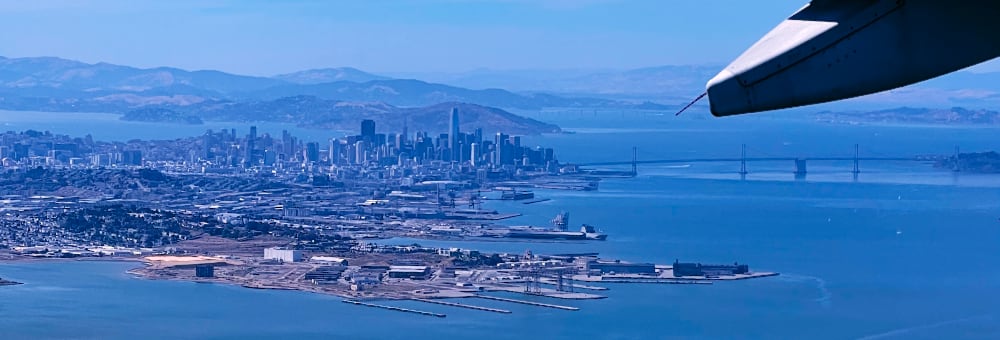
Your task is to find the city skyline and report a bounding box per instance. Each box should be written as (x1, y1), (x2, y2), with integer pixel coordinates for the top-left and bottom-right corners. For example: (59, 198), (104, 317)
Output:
(0, 107), (558, 172)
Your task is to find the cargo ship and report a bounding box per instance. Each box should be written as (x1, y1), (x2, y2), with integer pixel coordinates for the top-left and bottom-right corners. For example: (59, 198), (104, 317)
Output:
(504, 212), (607, 240)
(500, 190), (534, 200)
(505, 226), (607, 241)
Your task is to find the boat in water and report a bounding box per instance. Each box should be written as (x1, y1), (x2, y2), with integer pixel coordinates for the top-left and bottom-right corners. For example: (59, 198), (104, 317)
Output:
(504, 212), (607, 241)
(500, 189), (534, 200)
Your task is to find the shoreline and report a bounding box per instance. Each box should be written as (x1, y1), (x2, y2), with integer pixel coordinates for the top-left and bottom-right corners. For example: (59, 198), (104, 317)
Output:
(125, 265), (360, 301)
(0, 256), (365, 301)
(1, 254), (781, 306)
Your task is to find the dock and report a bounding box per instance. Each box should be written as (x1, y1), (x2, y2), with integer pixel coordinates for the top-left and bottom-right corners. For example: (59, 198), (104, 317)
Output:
(411, 298), (512, 314)
(521, 198), (551, 205)
(536, 278), (608, 291)
(488, 286), (606, 299)
(474, 295), (579, 311)
(241, 283), (298, 290)
(595, 278), (712, 284)
(452, 213), (522, 221)
(342, 300), (446, 318)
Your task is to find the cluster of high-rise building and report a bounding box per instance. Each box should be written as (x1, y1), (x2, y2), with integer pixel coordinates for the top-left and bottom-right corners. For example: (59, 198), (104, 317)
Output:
(0, 130), (144, 167)
(201, 107), (559, 171)
(0, 108), (561, 179)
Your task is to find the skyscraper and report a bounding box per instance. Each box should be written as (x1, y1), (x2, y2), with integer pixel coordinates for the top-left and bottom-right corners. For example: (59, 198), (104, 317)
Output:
(329, 138), (342, 165)
(245, 126), (257, 167)
(304, 142), (320, 163)
(202, 130), (214, 160)
(470, 143), (478, 167)
(361, 119), (376, 143)
(355, 141), (367, 165)
(449, 108), (460, 161)
(281, 130), (292, 156)
(493, 132), (507, 166)
(401, 116), (408, 145)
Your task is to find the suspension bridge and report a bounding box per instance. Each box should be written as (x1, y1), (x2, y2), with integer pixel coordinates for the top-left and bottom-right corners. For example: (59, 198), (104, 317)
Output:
(575, 144), (955, 175)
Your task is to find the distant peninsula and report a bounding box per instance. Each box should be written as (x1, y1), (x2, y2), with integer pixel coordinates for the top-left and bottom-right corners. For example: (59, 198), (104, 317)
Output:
(111, 96), (558, 135)
(122, 108), (204, 125)
(815, 107), (1000, 126)
(935, 151), (1000, 173)
(0, 277), (22, 286)
(179, 97), (560, 135)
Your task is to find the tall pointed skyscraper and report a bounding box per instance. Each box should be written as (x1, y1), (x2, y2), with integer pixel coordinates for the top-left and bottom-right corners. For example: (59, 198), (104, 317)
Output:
(401, 116), (408, 144)
(448, 107), (460, 161)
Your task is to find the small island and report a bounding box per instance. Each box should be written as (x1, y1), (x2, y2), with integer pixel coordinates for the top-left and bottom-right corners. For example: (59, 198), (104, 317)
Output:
(935, 151), (1000, 173)
(121, 108), (204, 125)
(0, 277), (23, 286)
(815, 106), (1000, 126)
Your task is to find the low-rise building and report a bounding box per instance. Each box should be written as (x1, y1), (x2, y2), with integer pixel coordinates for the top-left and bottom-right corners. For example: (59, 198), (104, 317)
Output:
(264, 247), (302, 263)
(387, 265), (430, 280)
(672, 260), (749, 277)
(586, 259), (656, 275)
(310, 256), (348, 266)
(195, 265), (215, 278)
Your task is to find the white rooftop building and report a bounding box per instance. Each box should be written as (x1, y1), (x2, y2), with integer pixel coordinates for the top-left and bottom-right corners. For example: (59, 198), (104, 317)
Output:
(264, 247), (302, 263)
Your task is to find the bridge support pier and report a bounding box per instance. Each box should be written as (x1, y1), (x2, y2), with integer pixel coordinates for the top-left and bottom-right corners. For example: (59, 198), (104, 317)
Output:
(953, 146), (961, 172)
(794, 158), (807, 179)
(739, 144), (748, 176)
(631, 146), (637, 176)
(852, 144), (861, 175)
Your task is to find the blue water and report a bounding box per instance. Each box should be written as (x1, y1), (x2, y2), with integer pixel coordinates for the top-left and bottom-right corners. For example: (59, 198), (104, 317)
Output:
(3, 112), (1000, 339)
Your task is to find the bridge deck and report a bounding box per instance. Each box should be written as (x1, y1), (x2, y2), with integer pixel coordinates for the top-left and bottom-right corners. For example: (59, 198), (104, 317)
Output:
(578, 157), (923, 166)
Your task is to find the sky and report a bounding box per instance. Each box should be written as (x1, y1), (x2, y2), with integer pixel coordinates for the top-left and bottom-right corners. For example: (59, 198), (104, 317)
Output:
(0, 0), (817, 76)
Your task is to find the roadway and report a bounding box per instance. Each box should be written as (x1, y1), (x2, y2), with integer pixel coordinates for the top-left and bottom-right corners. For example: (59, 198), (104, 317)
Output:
(577, 157), (924, 167)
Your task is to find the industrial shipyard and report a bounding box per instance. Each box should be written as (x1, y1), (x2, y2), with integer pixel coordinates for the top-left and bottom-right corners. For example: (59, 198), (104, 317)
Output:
(0, 108), (782, 317)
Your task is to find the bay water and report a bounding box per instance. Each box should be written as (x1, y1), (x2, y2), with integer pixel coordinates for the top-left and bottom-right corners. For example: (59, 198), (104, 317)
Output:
(2, 110), (1000, 339)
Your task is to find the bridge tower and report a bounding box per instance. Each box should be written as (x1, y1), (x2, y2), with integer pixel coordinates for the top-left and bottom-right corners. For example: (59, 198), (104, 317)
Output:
(953, 146), (961, 172)
(852, 143), (861, 175)
(794, 158), (807, 178)
(631, 146), (637, 176)
(739, 144), (748, 175)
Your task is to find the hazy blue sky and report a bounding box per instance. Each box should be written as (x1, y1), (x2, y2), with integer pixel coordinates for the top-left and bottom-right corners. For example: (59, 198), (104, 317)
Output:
(0, 0), (816, 75)
(6, 0), (998, 76)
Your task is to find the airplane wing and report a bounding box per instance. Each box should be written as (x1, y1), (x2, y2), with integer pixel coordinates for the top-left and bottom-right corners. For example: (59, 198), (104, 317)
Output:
(706, 0), (1000, 116)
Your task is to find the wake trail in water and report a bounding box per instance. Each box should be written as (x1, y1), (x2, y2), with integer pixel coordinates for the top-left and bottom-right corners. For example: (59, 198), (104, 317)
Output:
(855, 314), (994, 340)
(777, 273), (832, 308)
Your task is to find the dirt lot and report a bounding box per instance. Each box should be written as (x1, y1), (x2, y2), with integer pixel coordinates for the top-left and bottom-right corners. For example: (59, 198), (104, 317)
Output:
(172, 235), (292, 257)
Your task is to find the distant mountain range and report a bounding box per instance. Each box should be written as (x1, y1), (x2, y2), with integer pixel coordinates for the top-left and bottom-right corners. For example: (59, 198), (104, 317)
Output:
(391, 65), (721, 101)
(397, 65), (1000, 108)
(234, 79), (658, 109)
(9, 55), (1000, 129)
(0, 56), (281, 94)
(0, 56), (693, 134)
(0, 56), (672, 112)
(273, 67), (389, 84)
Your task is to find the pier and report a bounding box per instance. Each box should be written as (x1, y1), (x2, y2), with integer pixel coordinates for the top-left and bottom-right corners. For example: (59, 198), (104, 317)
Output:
(411, 298), (512, 314)
(342, 300), (447, 318)
(536, 278), (609, 291)
(593, 278), (712, 284)
(474, 295), (580, 311)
